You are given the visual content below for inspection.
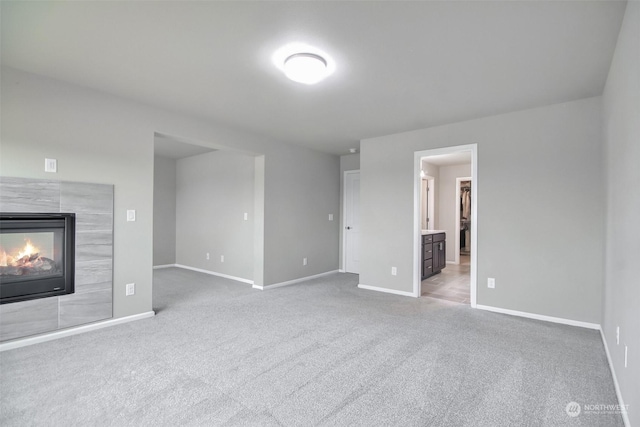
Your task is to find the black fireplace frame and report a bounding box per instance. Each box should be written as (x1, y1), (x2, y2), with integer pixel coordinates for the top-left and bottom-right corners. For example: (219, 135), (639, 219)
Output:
(0, 213), (75, 304)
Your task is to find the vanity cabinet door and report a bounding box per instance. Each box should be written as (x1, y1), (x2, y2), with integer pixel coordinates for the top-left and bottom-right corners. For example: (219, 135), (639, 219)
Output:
(436, 240), (446, 270)
(422, 233), (445, 279)
(432, 234), (446, 272)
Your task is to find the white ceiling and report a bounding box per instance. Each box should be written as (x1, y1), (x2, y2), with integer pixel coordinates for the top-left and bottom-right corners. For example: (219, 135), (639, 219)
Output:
(1, 1), (627, 155)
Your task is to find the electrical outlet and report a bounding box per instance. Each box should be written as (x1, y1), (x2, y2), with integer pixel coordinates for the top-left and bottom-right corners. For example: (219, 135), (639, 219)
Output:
(328, 214), (334, 221)
(244, 212), (248, 221)
(391, 266), (397, 276)
(617, 326), (620, 345)
(303, 257), (307, 266)
(488, 278), (495, 289)
(221, 255), (224, 263)
(126, 283), (135, 296)
(206, 253), (210, 260)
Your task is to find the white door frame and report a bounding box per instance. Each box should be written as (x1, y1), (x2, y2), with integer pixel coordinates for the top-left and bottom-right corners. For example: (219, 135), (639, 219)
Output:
(342, 170), (360, 273)
(454, 176), (472, 265)
(413, 144), (477, 307)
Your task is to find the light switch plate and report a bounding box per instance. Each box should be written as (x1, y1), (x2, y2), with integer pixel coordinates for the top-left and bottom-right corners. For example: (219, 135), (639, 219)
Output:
(126, 210), (136, 222)
(44, 158), (57, 173)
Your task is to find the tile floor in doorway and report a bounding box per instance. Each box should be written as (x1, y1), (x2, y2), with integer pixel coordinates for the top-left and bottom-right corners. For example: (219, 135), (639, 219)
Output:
(421, 255), (470, 304)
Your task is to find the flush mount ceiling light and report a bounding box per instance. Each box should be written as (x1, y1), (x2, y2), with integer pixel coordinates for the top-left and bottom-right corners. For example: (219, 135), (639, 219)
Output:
(273, 44), (336, 85)
(284, 53), (328, 84)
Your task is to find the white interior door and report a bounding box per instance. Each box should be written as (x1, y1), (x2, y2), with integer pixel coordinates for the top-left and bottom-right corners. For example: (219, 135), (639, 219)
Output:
(345, 171), (360, 274)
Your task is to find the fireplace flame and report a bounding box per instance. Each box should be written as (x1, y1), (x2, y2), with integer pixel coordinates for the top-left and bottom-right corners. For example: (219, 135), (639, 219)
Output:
(0, 240), (42, 267)
(17, 240), (39, 259)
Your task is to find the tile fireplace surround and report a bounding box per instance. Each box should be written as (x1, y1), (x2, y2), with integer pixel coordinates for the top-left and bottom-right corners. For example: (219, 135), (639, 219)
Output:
(0, 177), (113, 342)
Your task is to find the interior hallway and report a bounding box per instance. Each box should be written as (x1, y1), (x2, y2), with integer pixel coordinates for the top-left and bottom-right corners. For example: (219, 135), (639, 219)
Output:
(421, 254), (470, 304)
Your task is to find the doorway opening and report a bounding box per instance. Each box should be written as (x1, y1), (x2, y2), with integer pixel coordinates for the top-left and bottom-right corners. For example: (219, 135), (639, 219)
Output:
(152, 132), (265, 310)
(455, 177), (472, 266)
(413, 144), (477, 307)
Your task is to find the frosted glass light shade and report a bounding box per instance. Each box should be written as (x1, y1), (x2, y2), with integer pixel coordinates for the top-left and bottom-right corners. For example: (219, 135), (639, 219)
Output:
(283, 53), (329, 85)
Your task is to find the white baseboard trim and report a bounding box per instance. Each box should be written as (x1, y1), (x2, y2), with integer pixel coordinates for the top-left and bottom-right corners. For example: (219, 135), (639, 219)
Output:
(174, 264), (253, 285)
(153, 264), (177, 270)
(338, 269), (346, 273)
(475, 304), (601, 330)
(357, 283), (416, 297)
(600, 328), (631, 427)
(0, 311), (156, 352)
(253, 270), (339, 291)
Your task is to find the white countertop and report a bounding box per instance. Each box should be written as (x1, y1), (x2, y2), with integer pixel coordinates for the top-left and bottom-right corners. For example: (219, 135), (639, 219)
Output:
(421, 230), (447, 235)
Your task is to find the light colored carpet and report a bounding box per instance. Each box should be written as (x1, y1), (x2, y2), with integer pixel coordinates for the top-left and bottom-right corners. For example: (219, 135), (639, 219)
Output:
(0, 268), (623, 426)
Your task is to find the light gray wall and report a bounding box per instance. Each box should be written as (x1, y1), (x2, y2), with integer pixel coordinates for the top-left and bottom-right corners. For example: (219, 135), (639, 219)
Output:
(1, 69), (154, 319)
(602, 2), (639, 424)
(360, 97), (604, 324)
(175, 150), (254, 281)
(264, 148), (340, 284)
(153, 156), (177, 266)
(437, 163), (471, 262)
(1, 67), (340, 318)
(340, 153), (360, 173)
(339, 154), (360, 271)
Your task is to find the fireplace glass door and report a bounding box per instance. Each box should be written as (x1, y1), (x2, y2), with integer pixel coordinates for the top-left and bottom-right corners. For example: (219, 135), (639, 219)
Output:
(1, 229), (64, 280)
(0, 214), (75, 304)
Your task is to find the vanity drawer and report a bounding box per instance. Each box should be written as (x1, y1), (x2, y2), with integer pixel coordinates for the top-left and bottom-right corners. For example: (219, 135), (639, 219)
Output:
(423, 258), (433, 273)
(423, 243), (433, 259)
(422, 234), (433, 244)
(433, 233), (445, 242)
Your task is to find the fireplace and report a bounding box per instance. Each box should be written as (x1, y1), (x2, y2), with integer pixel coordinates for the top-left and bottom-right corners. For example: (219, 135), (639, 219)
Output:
(0, 213), (75, 304)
